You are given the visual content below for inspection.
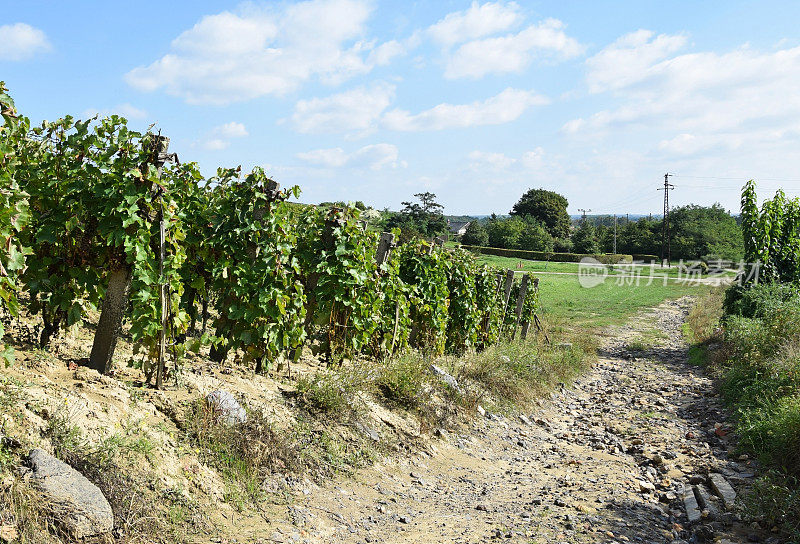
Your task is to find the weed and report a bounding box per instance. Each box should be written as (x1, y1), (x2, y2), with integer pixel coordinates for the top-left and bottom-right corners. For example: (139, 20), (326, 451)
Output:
(686, 288), (724, 343)
(691, 282), (800, 542)
(0, 479), (60, 544)
(296, 365), (371, 417)
(458, 335), (588, 411)
(182, 397), (302, 507)
(376, 352), (429, 409)
(42, 403), (191, 543)
(741, 471), (800, 540)
(626, 338), (652, 353)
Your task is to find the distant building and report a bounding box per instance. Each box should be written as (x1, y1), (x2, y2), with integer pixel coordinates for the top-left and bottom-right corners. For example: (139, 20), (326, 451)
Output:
(448, 220), (471, 237)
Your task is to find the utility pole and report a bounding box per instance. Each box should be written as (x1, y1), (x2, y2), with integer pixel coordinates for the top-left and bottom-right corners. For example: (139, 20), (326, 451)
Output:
(658, 173), (675, 266)
(613, 213), (617, 254)
(578, 209), (591, 223)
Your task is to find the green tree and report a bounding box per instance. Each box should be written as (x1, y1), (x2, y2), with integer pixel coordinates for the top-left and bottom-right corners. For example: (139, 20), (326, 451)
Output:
(510, 188), (571, 238)
(669, 204), (743, 261)
(571, 221), (600, 254)
(386, 192), (448, 238)
(487, 217), (523, 248)
(461, 221), (488, 246)
(517, 219), (554, 251)
(610, 218), (661, 256)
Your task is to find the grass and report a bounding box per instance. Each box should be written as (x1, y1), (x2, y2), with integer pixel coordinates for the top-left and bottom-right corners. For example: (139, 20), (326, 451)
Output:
(41, 404), (195, 543)
(182, 398), (301, 508)
(296, 365), (371, 416)
(181, 395), (378, 510)
(685, 284), (800, 539)
(475, 254), (737, 279)
(453, 333), (590, 413)
(534, 273), (712, 330)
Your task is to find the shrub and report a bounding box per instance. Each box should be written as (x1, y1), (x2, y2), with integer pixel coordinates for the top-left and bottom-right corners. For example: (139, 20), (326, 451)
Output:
(376, 352), (429, 409)
(296, 367), (370, 416)
(724, 282), (800, 318)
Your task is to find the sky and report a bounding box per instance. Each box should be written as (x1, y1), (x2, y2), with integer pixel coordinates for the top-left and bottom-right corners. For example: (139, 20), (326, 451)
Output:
(3, 0), (800, 216)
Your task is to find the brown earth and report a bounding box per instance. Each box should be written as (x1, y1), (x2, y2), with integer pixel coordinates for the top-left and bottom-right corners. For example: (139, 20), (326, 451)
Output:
(1, 298), (782, 544)
(205, 298), (779, 544)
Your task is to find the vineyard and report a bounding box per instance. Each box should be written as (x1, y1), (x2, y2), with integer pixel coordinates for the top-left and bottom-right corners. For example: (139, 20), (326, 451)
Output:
(0, 82), (540, 384)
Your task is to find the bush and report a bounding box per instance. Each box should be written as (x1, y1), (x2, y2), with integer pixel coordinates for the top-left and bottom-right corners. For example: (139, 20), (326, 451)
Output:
(724, 282), (800, 318)
(716, 283), (800, 477)
(743, 472), (800, 539)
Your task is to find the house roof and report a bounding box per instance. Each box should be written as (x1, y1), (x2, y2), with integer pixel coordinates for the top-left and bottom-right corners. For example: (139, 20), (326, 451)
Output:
(448, 221), (471, 233)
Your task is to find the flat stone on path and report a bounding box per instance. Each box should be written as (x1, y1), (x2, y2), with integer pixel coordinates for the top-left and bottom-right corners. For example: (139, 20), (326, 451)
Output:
(683, 486), (702, 524)
(709, 473), (736, 507)
(27, 448), (113, 538)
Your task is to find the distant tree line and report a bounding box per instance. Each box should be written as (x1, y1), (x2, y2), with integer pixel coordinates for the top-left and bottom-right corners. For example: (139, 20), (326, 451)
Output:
(373, 188), (744, 262)
(461, 189), (744, 262)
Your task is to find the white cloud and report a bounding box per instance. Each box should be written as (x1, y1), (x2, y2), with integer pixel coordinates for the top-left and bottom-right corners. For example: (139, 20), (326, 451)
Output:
(521, 147), (545, 169)
(382, 88), (548, 131)
(366, 40), (405, 66)
(200, 122), (249, 150)
(82, 103), (149, 120)
(468, 147), (545, 171)
(0, 23), (51, 61)
(468, 150), (516, 169)
(125, 0), (404, 105)
(296, 143), (403, 170)
(586, 30), (688, 93)
(428, 1), (521, 46)
(289, 82), (395, 134)
(212, 121), (249, 138)
(444, 18), (583, 79)
(567, 33), (800, 153)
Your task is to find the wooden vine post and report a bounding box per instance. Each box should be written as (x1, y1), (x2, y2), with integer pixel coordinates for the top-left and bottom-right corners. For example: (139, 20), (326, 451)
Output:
(375, 232), (395, 266)
(510, 273), (530, 341)
(497, 269), (515, 337)
(375, 232), (401, 352)
(155, 204), (167, 389)
(89, 135), (172, 376)
(520, 276), (538, 340)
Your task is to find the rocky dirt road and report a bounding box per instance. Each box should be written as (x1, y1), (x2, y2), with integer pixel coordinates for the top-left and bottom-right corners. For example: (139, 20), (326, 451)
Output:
(223, 298), (779, 544)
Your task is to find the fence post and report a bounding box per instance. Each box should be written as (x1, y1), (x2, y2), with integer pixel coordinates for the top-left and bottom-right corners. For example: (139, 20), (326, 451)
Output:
(375, 232), (395, 266)
(511, 273), (530, 341)
(497, 269), (515, 337)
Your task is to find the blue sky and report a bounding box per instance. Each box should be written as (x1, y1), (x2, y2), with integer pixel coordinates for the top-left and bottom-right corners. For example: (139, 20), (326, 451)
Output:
(3, 0), (800, 215)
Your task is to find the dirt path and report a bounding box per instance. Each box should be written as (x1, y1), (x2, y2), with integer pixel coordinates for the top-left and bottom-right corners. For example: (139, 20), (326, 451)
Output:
(221, 298), (778, 544)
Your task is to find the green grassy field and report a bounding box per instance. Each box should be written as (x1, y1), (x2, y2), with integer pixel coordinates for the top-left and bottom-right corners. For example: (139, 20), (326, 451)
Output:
(533, 273), (710, 329)
(475, 253), (736, 278)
